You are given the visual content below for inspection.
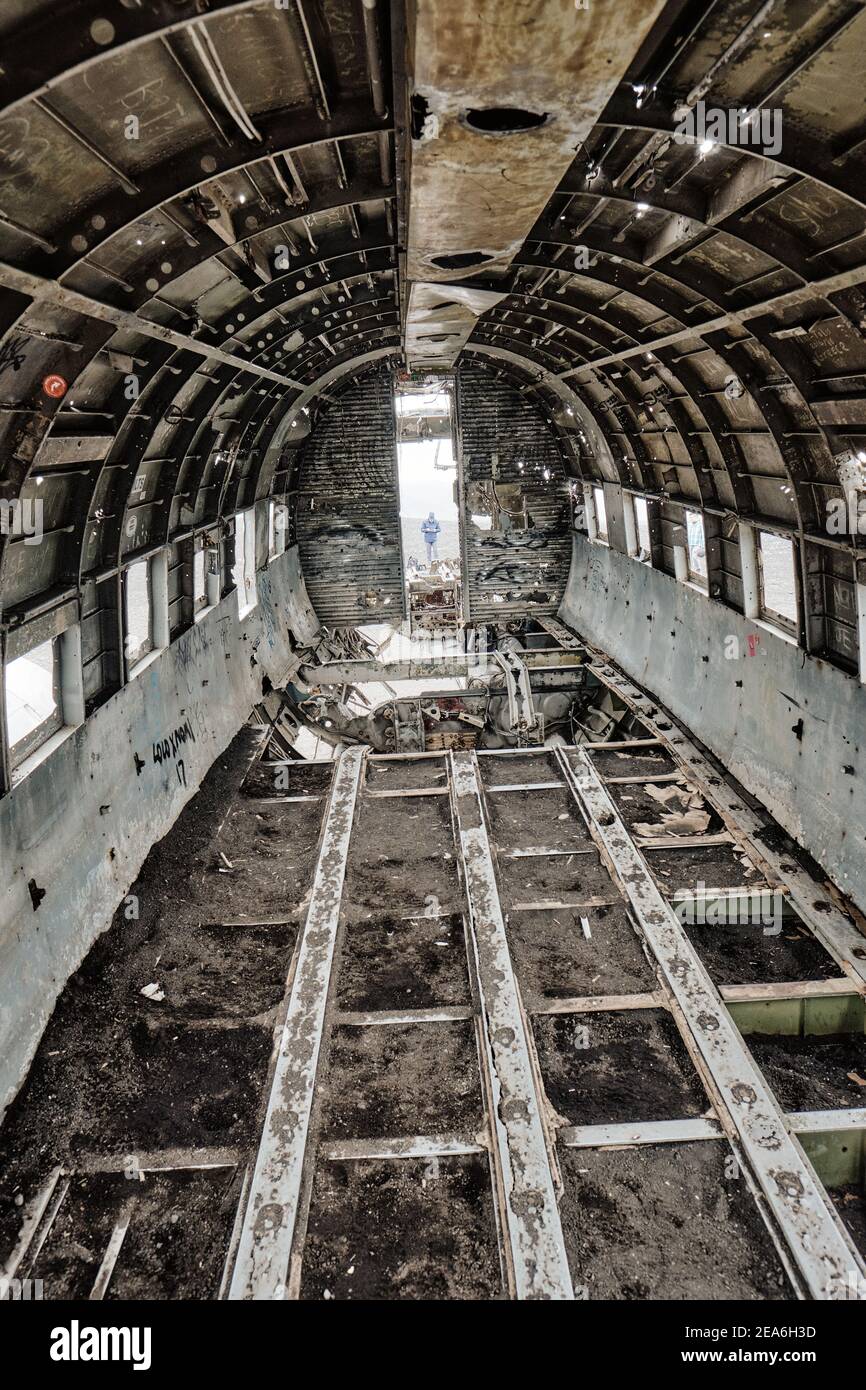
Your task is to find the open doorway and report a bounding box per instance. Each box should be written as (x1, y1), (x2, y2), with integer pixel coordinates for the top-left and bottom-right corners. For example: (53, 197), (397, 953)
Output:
(394, 376), (463, 637)
(394, 381), (460, 571)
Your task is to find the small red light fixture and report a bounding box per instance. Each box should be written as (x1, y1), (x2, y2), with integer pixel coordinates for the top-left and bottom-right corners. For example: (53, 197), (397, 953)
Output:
(42, 373), (68, 399)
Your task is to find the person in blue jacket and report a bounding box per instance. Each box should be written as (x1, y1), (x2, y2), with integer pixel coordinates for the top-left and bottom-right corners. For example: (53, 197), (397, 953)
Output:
(420, 511), (441, 564)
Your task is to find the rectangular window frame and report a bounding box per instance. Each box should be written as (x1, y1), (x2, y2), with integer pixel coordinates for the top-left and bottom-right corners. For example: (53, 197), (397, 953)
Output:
(592, 486), (609, 544)
(634, 496), (653, 564)
(5, 634), (64, 771)
(232, 508), (257, 619)
(684, 508), (708, 587)
(193, 534), (208, 613)
(123, 556), (154, 673)
(268, 498), (288, 561)
(757, 528), (799, 634)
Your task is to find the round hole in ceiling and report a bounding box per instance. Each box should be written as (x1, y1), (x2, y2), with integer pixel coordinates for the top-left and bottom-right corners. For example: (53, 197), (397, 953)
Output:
(430, 250), (493, 270)
(464, 107), (549, 133)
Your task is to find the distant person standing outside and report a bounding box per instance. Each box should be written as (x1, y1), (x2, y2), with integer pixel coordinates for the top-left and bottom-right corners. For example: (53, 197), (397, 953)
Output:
(421, 511), (441, 564)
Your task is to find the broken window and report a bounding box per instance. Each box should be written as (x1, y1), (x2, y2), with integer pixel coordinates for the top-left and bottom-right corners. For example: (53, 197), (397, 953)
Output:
(634, 496), (652, 560)
(269, 499), (288, 560)
(193, 536), (207, 612)
(124, 559), (153, 668)
(593, 487), (608, 542)
(685, 509), (707, 583)
(758, 530), (798, 628)
(232, 508), (257, 618)
(4, 637), (63, 769)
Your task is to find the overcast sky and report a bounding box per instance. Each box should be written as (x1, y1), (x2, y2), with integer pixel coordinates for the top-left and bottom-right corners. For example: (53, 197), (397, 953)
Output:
(397, 438), (458, 518)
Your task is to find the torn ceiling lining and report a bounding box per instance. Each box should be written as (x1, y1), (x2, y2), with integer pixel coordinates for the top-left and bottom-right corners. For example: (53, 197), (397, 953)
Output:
(405, 281), (506, 370)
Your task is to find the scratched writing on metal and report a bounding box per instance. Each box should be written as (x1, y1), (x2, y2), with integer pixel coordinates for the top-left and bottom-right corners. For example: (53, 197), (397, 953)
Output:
(0, 335), (27, 374)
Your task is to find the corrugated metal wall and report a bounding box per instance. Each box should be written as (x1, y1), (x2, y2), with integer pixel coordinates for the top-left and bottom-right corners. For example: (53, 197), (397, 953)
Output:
(456, 364), (572, 624)
(295, 364), (405, 628)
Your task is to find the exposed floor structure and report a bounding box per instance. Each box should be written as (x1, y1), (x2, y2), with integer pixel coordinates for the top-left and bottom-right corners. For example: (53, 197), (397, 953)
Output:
(2, 624), (864, 1301)
(4, 0), (866, 1316)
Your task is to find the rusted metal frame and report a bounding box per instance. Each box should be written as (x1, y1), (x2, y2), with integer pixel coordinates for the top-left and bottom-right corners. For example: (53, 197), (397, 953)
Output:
(252, 344), (401, 469)
(227, 744), (365, 1300)
(149, 370), (239, 565)
(222, 387), (285, 516)
(471, 326), (572, 377)
(474, 315), (575, 373)
(708, 330), (818, 528)
(747, 318), (853, 513)
(0, 1167), (70, 1292)
(558, 260), (866, 380)
(89, 1210), (133, 1300)
(174, 373), (260, 536)
(491, 296), (621, 367)
(739, 4), (866, 126)
(208, 385), (272, 525)
(476, 254), (692, 355)
(642, 356), (722, 506)
(295, 317), (399, 374)
(579, 648), (866, 990)
(449, 750), (574, 1300)
(293, 0), (333, 120)
(595, 360), (694, 495)
(51, 180), (390, 342)
(222, 275), (396, 377)
(289, 322), (399, 386)
(361, 0), (387, 120)
(208, 293), (397, 417)
(499, 279), (618, 356)
(635, 0), (725, 93)
(583, 367), (656, 491)
(231, 180), (393, 258)
(210, 235), (394, 345)
(710, 332), (813, 643)
(655, 345), (756, 578)
(542, 180), (815, 292)
(0, 317), (129, 617)
(0, 262), (311, 391)
(531, 991), (664, 1015)
(560, 1116), (724, 1149)
(0, 2), (271, 122)
(522, 230), (817, 486)
(290, 313), (401, 377)
(50, 195), (391, 380)
(113, 356), (233, 575)
(532, 230), (745, 333)
(21, 105), (388, 297)
(230, 292), (398, 507)
(597, 101), (866, 213)
(239, 299), (399, 381)
(388, 0), (408, 335)
(320, 1134), (486, 1163)
(497, 287), (648, 361)
(556, 745), (866, 1300)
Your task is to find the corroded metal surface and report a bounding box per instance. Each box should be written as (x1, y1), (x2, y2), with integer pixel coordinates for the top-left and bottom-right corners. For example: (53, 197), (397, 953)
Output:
(450, 749), (574, 1300)
(406, 0), (669, 282)
(228, 745), (365, 1300)
(557, 745), (866, 1301)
